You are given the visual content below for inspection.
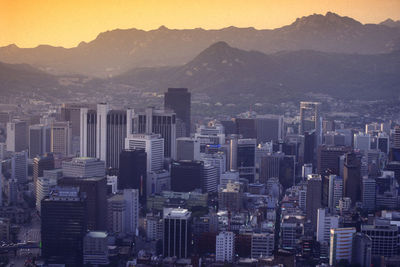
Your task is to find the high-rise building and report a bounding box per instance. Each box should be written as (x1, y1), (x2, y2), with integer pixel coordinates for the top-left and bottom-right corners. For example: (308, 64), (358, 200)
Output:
(164, 88), (191, 137)
(255, 114), (283, 143)
(135, 107), (176, 159)
(329, 227), (356, 266)
(171, 160), (203, 192)
(279, 155), (295, 190)
(0, 143), (6, 160)
(11, 151), (28, 184)
(393, 126), (400, 149)
(202, 163), (218, 193)
(62, 157), (105, 178)
(361, 219), (398, 257)
(125, 134), (164, 173)
(6, 120), (28, 152)
(316, 208), (339, 244)
(306, 174), (322, 230)
(216, 231), (235, 262)
(163, 208), (192, 258)
(317, 145), (351, 175)
(259, 152), (283, 183)
(176, 137), (200, 161)
(118, 149), (147, 204)
(218, 181), (243, 212)
(61, 103), (94, 138)
(123, 189), (139, 235)
(83, 231), (109, 266)
(80, 107), (97, 158)
(107, 194), (126, 234)
(29, 124), (51, 158)
(353, 132), (371, 151)
(352, 233), (372, 267)
(377, 132), (389, 154)
(33, 153), (55, 198)
(251, 233), (274, 258)
(41, 187), (87, 266)
(328, 175), (343, 212)
(51, 121), (72, 156)
(362, 177), (376, 212)
(299, 102), (322, 147)
(235, 118), (257, 139)
(58, 176), (107, 231)
(36, 169), (62, 213)
(237, 139), (256, 183)
(343, 152), (362, 204)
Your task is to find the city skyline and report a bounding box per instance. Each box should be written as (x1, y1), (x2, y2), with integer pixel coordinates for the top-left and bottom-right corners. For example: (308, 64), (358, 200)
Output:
(2, 0), (400, 48)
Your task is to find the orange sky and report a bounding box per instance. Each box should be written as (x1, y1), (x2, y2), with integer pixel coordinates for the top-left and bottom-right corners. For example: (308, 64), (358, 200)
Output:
(1, 0), (400, 48)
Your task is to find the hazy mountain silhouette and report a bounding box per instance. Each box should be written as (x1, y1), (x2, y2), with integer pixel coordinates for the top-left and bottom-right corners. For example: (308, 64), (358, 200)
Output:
(1, 12), (399, 77)
(380, 19), (400, 28)
(114, 41), (400, 100)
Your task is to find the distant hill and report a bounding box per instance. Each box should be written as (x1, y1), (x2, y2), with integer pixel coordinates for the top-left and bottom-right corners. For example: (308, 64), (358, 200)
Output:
(380, 19), (400, 28)
(114, 41), (400, 101)
(1, 12), (399, 77)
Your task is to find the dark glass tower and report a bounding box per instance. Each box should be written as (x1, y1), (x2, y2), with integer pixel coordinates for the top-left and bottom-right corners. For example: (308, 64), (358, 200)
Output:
(164, 88), (191, 137)
(171, 160), (203, 192)
(118, 149), (147, 204)
(343, 152), (362, 204)
(41, 186), (87, 266)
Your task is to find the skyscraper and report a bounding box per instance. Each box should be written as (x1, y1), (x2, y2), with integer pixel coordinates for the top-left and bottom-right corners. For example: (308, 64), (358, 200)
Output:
(343, 152), (362, 204)
(33, 153), (55, 198)
(41, 187), (87, 266)
(171, 160), (203, 192)
(163, 208), (192, 258)
(29, 124), (51, 158)
(237, 139), (256, 183)
(316, 208), (339, 244)
(329, 227), (356, 266)
(255, 114), (284, 143)
(62, 157), (105, 178)
(118, 149), (147, 204)
(11, 151), (28, 184)
(299, 102), (322, 147)
(80, 107), (97, 157)
(51, 121), (72, 156)
(164, 88), (191, 137)
(216, 231), (235, 262)
(328, 175), (343, 212)
(306, 174), (322, 230)
(6, 120), (28, 152)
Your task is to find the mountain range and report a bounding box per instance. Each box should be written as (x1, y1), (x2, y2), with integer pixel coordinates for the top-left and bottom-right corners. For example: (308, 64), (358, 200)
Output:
(1, 12), (400, 77)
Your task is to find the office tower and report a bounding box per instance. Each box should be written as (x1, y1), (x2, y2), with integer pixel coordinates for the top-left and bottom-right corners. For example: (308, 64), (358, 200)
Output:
(302, 163), (313, 179)
(164, 88), (191, 137)
(303, 130), (315, 165)
(255, 114), (283, 143)
(195, 124), (225, 152)
(107, 175), (118, 194)
(41, 187), (87, 266)
(171, 160), (203, 192)
(235, 118), (257, 139)
(362, 177), (376, 212)
(328, 175), (343, 212)
(62, 157), (105, 178)
(6, 178), (18, 205)
(316, 208), (339, 244)
(329, 228), (356, 266)
(361, 219), (398, 257)
(219, 171), (240, 189)
(118, 149), (147, 204)
(0, 111), (10, 124)
(33, 153), (55, 198)
(59, 177), (107, 231)
(352, 233), (372, 267)
(61, 103), (94, 138)
(229, 134), (239, 171)
(123, 189), (139, 235)
(317, 145), (351, 175)
(11, 151), (28, 184)
(251, 233), (274, 258)
(280, 215), (305, 251)
(279, 155), (295, 190)
(176, 137), (200, 161)
(354, 132), (371, 151)
(393, 126), (400, 149)
(36, 169), (62, 213)
(135, 107), (176, 159)
(216, 231), (235, 262)
(218, 182), (243, 212)
(339, 197), (352, 214)
(203, 164), (218, 193)
(83, 231), (109, 266)
(29, 124), (51, 158)
(237, 139), (256, 183)
(107, 194), (126, 234)
(299, 102), (322, 146)
(163, 208), (192, 258)
(125, 134), (164, 173)
(147, 170), (171, 195)
(377, 132), (389, 154)
(6, 120), (28, 152)
(0, 143), (6, 160)
(51, 121), (72, 156)
(146, 214), (163, 241)
(80, 107), (97, 157)
(306, 174), (322, 230)
(324, 131), (346, 146)
(259, 152), (283, 183)
(201, 152), (226, 176)
(343, 152), (361, 204)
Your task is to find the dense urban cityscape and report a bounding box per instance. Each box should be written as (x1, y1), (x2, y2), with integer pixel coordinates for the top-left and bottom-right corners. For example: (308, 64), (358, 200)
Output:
(0, 87), (399, 267)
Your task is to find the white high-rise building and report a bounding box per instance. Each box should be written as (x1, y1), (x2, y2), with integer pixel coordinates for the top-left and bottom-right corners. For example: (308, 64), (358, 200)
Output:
(36, 176), (58, 213)
(203, 164), (218, 193)
(11, 151), (28, 184)
(107, 194), (126, 234)
(176, 137), (200, 161)
(216, 231), (235, 262)
(354, 132), (371, 151)
(316, 208), (339, 244)
(328, 175), (343, 212)
(125, 133), (164, 172)
(123, 189), (139, 235)
(251, 232), (274, 258)
(62, 157), (105, 178)
(329, 228), (356, 266)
